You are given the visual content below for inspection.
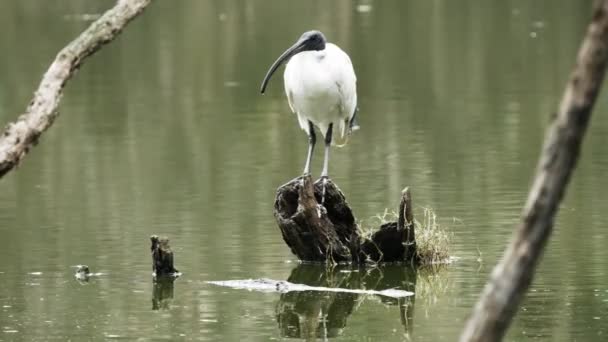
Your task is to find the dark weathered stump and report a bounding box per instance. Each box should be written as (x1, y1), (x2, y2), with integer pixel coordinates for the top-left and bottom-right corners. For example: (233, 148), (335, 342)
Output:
(150, 235), (179, 277)
(360, 188), (418, 264)
(274, 176), (418, 264)
(274, 176), (358, 263)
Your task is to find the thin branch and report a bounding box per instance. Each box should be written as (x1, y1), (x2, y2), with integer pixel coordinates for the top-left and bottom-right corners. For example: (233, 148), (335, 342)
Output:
(0, 0), (152, 178)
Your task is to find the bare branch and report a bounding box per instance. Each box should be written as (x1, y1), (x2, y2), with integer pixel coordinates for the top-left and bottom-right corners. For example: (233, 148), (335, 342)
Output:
(0, 0), (152, 178)
(461, 1), (608, 341)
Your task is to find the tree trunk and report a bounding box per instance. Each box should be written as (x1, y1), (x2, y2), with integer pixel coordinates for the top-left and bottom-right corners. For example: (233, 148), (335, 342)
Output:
(274, 175), (418, 264)
(0, 0), (152, 178)
(460, 1), (608, 341)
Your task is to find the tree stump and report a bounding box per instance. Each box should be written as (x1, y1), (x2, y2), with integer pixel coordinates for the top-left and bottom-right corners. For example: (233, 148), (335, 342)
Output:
(150, 235), (179, 277)
(274, 175), (418, 264)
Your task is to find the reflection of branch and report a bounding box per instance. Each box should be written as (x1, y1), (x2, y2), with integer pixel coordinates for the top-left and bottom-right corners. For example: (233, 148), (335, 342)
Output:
(0, 0), (152, 178)
(399, 296), (415, 339)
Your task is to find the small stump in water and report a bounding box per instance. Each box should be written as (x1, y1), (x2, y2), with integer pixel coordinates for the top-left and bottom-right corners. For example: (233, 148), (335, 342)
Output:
(150, 235), (179, 310)
(274, 175), (418, 264)
(150, 235), (179, 277)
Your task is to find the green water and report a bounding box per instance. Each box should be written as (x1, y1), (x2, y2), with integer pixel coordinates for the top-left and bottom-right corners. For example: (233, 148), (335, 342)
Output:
(1, 1), (607, 341)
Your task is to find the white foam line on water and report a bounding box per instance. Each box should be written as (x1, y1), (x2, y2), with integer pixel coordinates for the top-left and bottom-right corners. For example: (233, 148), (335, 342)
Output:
(206, 278), (414, 298)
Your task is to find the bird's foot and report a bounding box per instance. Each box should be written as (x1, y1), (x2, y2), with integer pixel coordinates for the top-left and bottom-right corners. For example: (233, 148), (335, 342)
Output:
(299, 172), (312, 187)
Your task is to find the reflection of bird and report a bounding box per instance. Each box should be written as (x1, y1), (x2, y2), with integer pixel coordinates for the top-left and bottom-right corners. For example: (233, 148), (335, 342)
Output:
(261, 30), (358, 179)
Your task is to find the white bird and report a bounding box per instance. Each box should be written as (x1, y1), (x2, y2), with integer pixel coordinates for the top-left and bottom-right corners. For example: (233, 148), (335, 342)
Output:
(260, 30), (358, 179)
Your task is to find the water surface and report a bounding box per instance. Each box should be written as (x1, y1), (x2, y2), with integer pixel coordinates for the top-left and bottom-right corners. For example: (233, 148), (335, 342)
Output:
(1, 1), (607, 341)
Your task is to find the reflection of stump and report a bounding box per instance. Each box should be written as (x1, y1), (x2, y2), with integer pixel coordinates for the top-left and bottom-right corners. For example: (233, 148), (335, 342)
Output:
(150, 235), (179, 276)
(152, 277), (175, 310)
(276, 264), (417, 339)
(275, 265), (358, 339)
(274, 175), (418, 264)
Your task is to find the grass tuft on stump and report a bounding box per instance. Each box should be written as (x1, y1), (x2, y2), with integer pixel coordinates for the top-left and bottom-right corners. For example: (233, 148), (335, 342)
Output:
(360, 207), (452, 265)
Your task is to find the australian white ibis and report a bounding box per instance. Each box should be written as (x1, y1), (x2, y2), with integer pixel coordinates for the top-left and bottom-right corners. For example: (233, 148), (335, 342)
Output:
(260, 30), (358, 180)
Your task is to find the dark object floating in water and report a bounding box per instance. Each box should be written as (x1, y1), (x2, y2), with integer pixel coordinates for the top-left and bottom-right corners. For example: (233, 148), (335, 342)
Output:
(73, 265), (103, 282)
(206, 278), (414, 298)
(74, 265), (91, 281)
(150, 235), (181, 278)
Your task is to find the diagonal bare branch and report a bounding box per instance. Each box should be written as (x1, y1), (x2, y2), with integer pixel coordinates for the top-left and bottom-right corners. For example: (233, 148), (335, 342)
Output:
(461, 1), (608, 341)
(0, 0), (153, 178)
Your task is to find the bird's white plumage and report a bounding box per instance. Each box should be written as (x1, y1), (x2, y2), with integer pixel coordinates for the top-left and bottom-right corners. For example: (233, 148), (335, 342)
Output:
(283, 43), (357, 145)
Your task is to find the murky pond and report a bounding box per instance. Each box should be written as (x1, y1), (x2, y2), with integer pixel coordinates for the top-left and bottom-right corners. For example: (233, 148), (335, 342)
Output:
(1, 1), (608, 341)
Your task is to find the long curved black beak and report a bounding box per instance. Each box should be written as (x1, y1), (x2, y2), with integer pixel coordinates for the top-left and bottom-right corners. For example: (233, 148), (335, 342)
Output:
(260, 39), (306, 94)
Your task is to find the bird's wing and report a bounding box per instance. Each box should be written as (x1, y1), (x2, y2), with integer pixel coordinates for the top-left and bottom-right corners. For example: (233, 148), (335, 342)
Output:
(286, 89), (296, 114)
(283, 58), (313, 134)
(283, 66), (297, 114)
(328, 44), (358, 139)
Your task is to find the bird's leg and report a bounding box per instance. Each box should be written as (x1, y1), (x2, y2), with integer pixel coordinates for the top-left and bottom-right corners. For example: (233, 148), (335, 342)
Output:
(321, 123), (333, 178)
(321, 123), (333, 204)
(303, 121), (316, 176)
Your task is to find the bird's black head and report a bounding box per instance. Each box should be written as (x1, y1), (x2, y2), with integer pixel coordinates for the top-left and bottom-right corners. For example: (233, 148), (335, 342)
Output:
(297, 30), (326, 52)
(260, 30), (327, 94)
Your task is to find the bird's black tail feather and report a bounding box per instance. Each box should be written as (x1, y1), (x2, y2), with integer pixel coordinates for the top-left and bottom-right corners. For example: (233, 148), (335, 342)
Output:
(349, 107), (360, 131)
